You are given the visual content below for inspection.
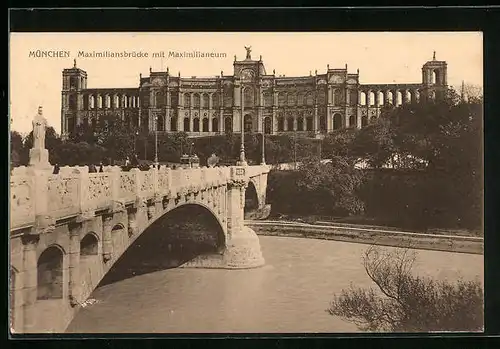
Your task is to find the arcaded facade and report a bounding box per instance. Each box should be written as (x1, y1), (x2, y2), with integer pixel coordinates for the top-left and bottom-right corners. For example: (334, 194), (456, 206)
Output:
(61, 49), (448, 139)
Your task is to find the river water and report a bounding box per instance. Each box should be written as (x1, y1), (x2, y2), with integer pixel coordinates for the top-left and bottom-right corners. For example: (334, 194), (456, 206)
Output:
(67, 236), (483, 333)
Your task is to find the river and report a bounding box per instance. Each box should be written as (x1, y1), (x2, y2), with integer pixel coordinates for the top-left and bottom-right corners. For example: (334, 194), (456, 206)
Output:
(67, 236), (483, 333)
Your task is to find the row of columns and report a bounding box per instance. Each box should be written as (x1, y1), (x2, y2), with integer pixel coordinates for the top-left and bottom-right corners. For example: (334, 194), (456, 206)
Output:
(81, 94), (140, 110)
(358, 89), (421, 106)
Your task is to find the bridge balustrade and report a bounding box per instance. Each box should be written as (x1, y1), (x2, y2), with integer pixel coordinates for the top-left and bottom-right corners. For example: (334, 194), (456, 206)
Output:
(9, 165), (248, 231)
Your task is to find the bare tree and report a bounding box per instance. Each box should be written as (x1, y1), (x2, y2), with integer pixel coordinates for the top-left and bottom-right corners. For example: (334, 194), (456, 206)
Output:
(327, 245), (483, 332)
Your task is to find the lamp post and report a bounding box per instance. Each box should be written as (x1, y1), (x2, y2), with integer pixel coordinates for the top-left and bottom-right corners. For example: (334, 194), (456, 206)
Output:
(237, 86), (247, 166)
(294, 129), (297, 170)
(154, 115), (159, 167)
(261, 131), (266, 165)
(133, 130), (139, 157)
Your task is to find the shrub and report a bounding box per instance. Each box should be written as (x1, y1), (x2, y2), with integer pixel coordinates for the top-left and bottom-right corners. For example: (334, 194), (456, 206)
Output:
(327, 246), (483, 332)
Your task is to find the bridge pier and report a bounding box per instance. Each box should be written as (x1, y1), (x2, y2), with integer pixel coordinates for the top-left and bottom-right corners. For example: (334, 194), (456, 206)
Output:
(182, 166), (266, 269)
(21, 234), (39, 333)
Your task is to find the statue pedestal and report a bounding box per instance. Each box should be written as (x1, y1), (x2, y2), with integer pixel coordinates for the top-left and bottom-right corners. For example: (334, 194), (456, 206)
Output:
(29, 148), (51, 170)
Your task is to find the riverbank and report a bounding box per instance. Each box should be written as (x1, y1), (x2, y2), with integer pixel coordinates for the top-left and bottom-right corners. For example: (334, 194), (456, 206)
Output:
(246, 220), (483, 255)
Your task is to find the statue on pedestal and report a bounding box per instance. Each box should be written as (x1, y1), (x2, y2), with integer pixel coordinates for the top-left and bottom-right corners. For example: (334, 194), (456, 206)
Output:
(29, 106), (51, 170)
(244, 46), (252, 60)
(33, 106), (47, 150)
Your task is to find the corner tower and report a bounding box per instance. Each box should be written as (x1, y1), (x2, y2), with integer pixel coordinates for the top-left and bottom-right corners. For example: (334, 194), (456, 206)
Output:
(421, 51), (448, 100)
(61, 59), (87, 138)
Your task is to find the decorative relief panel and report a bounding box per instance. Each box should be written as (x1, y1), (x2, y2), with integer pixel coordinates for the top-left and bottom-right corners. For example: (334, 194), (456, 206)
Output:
(140, 171), (154, 193)
(119, 172), (136, 198)
(157, 171), (169, 191)
(10, 176), (34, 222)
(240, 69), (255, 82)
(152, 77), (165, 87)
(87, 174), (112, 207)
(48, 175), (78, 213)
(329, 75), (344, 84)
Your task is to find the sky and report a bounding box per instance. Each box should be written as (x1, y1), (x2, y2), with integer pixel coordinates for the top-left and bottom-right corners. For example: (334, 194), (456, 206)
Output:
(9, 32), (483, 135)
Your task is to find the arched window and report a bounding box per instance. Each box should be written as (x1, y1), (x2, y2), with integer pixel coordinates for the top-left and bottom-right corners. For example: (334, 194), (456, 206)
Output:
(225, 117), (233, 133)
(244, 114), (253, 132)
(37, 246), (64, 300)
(297, 92), (305, 106)
(80, 233), (98, 256)
(264, 117), (272, 134)
(406, 90), (412, 104)
(104, 95), (110, 108)
(184, 93), (191, 108)
(70, 76), (78, 89)
(334, 89), (342, 106)
(387, 91), (394, 105)
(212, 118), (219, 132)
(193, 118), (200, 132)
(360, 92), (367, 106)
(244, 87), (254, 108)
(378, 91), (384, 106)
(183, 117), (190, 132)
(305, 92), (314, 106)
(414, 90), (420, 103)
(277, 117), (285, 131)
(396, 91), (403, 106)
(432, 70), (438, 84)
(193, 94), (201, 108)
(287, 117), (294, 131)
(278, 92), (287, 106)
(170, 117), (177, 131)
(361, 115), (368, 127)
(333, 113), (342, 130)
(212, 93), (220, 108)
(202, 93), (210, 108)
(306, 116), (313, 131)
(369, 92), (376, 106)
(349, 115), (356, 128)
(114, 95), (120, 108)
(297, 117), (304, 131)
(287, 93), (296, 106)
(97, 95), (103, 109)
(202, 118), (209, 132)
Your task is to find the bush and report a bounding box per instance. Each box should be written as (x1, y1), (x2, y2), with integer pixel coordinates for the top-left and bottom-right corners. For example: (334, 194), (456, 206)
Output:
(327, 246), (483, 332)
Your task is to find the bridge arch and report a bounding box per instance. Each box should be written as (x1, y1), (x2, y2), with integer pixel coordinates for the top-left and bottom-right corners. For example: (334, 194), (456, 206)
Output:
(80, 232), (99, 256)
(105, 203), (226, 281)
(245, 180), (260, 214)
(37, 245), (65, 300)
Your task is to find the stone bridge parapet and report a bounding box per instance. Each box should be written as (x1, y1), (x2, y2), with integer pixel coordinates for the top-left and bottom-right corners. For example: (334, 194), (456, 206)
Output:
(9, 164), (270, 334)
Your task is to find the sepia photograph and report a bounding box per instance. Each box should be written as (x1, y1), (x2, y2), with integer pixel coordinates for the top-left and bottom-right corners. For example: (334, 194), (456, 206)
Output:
(9, 31), (483, 334)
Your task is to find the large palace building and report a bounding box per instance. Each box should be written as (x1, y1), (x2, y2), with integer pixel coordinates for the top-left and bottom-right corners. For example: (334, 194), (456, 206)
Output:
(61, 48), (447, 139)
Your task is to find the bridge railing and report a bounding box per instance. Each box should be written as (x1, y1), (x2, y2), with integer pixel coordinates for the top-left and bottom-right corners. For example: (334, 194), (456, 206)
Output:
(47, 174), (80, 218)
(10, 171), (35, 228)
(9, 164), (261, 230)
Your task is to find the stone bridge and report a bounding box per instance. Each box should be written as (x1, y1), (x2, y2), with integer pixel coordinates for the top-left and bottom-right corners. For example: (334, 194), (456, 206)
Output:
(9, 163), (270, 333)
